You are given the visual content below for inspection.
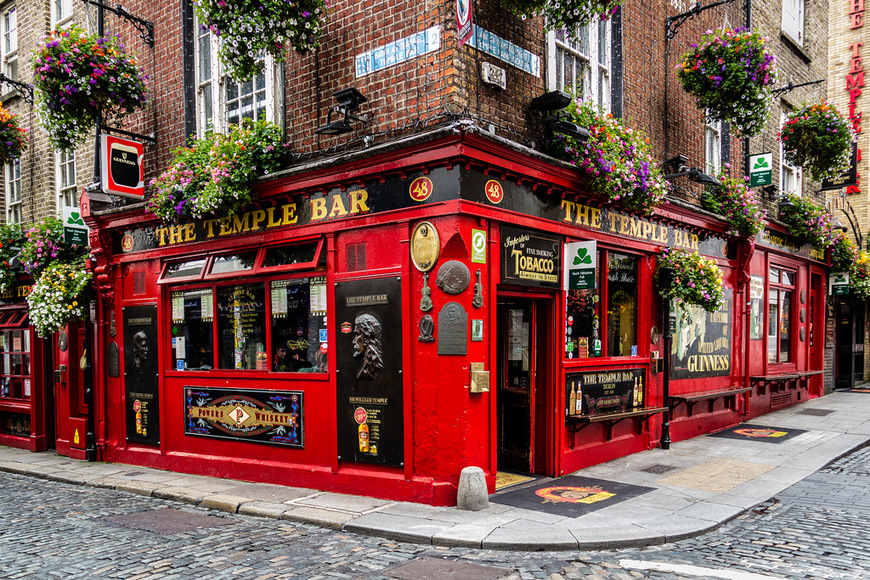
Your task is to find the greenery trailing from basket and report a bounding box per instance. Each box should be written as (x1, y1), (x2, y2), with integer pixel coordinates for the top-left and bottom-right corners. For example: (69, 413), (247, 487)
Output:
(830, 229), (858, 272)
(147, 118), (289, 223)
(0, 222), (22, 295)
(551, 100), (670, 214)
(194, 0), (327, 81)
(676, 27), (777, 137)
(780, 101), (854, 181)
(20, 217), (87, 276)
(655, 247), (724, 312)
(32, 25), (148, 151)
(26, 259), (92, 338)
(776, 191), (834, 248)
(0, 105), (27, 163)
(851, 251), (870, 299)
(500, 0), (621, 29)
(701, 165), (766, 237)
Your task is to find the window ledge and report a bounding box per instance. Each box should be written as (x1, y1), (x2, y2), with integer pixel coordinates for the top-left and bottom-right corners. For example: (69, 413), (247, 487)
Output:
(780, 31), (812, 63)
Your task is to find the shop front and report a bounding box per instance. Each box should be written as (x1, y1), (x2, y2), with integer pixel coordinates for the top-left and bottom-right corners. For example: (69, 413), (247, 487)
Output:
(81, 129), (827, 505)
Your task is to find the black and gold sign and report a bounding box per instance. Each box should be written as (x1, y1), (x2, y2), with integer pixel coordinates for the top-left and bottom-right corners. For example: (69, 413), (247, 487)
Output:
(500, 226), (560, 289)
(670, 288), (732, 380)
(565, 368), (645, 417)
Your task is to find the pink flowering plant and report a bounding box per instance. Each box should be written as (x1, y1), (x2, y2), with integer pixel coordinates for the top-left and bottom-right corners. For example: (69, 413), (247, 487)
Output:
(27, 258), (91, 338)
(655, 247), (724, 312)
(32, 26), (148, 151)
(0, 105), (27, 163)
(777, 191), (834, 248)
(829, 229), (858, 272)
(19, 217), (86, 276)
(701, 166), (766, 237)
(0, 223), (22, 295)
(194, 0), (327, 81)
(780, 101), (854, 181)
(552, 100), (669, 214)
(500, 0), (621, 28)
(147, 119), (288, 223)
(676, 28), (777, 137)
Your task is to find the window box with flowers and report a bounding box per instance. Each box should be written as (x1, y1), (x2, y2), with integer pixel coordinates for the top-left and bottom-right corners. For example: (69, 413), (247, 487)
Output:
(776, 191), (834, 248)
(676, 27), (777, 138)
(780, 101), (854, 181)
(655, 247), (724, 312)
(195, 0), (327, 81)
(32, 25), (148, 151)
(501, 0), (621, 28)
(701, 165), (766, 237)
(0, 105), (27, 164)
(551, 100), (670, 214)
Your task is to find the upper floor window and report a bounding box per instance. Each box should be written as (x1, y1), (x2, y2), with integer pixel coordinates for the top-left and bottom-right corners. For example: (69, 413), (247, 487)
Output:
(547, 19), (611, 110)
(705, 117), (722, 177)
(57, 150), (77, 210)
(194, 23), (279, 136)
(1, 5), (17, 87)
(782, 0), (804, 45)
(5, 159), (20, 224)
(780, 113), (802, 194)
(52, 0), (73, 28)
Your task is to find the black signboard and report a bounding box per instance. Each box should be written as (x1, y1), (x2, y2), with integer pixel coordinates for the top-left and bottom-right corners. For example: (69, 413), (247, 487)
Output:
(821, 143), (859, 190)
(335, 277), (403, 466)
(565, 368), (646, 417)
(123, 305), (160, 445)
(670, 288), (733, 380)
(184, 386), (303, 447)
(500, 226), (561, 289)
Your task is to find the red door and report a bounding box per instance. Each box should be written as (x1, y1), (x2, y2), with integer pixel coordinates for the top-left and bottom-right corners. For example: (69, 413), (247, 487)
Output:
(53, 323), (88, 459)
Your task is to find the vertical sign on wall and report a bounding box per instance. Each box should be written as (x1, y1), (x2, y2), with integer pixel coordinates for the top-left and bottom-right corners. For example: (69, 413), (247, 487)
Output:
(123, 305), (160, 445)
(456, 0), (474, 47)
(564, 241), (596, 290)
(335, 277), (403, 466)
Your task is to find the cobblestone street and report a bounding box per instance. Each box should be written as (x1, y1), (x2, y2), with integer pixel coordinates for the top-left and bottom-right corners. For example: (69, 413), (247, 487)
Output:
(2, 444), (870, 579)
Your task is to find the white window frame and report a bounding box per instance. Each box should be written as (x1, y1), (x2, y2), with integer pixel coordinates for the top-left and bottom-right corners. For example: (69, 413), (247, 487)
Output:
(780, 112), (803, 194)
(546, 19), (611, 111)
(705, 117), (722, 176)
(194, 22), (280, 136)
(782, 0), (804, 45)
(1, 5), (17, 88)
(57, 150), (77, 211)
(5, 159), (21, 224)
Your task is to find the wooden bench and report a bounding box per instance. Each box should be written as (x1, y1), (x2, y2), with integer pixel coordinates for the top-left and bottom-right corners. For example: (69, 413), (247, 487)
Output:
(669, 386), (751, 417)
(750, 371), (823, 396)
(566, 407), (667, 445)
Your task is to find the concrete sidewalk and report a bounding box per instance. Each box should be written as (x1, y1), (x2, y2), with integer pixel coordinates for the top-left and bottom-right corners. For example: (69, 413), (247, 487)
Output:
(1, 390), (869, 551)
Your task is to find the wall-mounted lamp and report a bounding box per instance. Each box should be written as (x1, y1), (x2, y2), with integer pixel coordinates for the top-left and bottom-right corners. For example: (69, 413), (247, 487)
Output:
(663, 155), (721, 186)
(831, 219), (848, 233)
(531, 90), (589, 142)
(315, 88), (369, 136)
(762, 184), (779, 199)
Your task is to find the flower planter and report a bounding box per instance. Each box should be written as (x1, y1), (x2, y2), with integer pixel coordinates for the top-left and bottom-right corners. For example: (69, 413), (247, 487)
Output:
(655, 248), (724, 312)
(700, 167), (766, 237)
(780, 101), (854, 181)
(500, 0), (621, 28)
(0, 105), (27, 164)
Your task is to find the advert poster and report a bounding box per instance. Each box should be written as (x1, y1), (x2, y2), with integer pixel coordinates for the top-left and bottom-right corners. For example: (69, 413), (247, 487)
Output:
(184, 386), (303, 448)
(123, 305), (160, 445)
(670, 288), (733, 380)
(565, 368), (645, 418)
(335, 277), (403, 466)
(501, 226), (561, 289)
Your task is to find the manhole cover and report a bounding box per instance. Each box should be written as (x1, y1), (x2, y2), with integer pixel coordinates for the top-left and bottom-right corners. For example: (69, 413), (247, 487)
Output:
(387, 557), (508, 580)
(103, 508), (234, 534)
(640, 464), (677, 474)
(798, 408), (835, 416)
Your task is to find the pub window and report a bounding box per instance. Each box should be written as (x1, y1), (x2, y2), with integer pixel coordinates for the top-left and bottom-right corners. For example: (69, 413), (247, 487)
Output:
(768, 266), (795, 364)
(170, 288), (214, 371)
(270, 277), (328, 372)
(565, 249), (638, 359)
(0, 326), (30, 400)
(217, 283), (267, 370)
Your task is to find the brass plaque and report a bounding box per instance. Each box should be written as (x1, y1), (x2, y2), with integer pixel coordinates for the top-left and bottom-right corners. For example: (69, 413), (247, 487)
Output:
(470, 363), (490, 393)
(410, 221), (440, 272)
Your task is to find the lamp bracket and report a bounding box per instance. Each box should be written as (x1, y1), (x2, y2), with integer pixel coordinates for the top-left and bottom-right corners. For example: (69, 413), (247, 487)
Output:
(80, 0), (155, 46)
(771, 79), (825, 97)
(0, 74), (34, 103)
(666, 0), (737, 40)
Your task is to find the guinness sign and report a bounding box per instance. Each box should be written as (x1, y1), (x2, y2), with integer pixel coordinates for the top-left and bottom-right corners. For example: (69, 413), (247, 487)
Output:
(101, 134), (144, 199)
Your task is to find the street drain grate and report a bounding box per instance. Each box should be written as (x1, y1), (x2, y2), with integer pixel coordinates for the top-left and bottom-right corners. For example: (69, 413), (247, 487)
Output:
(386, 557), (508, 580)
(798, 408), (835, 416)
(639, 464), (678, 474)
(103, 508), (234, 534)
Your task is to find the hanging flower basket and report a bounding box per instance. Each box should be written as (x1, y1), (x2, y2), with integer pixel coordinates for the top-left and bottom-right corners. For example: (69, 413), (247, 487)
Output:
(0, 105), (27, 163)
(851, 251), (870, 299)
(500, 0), (621, 29)
(829, 230), (858, 272)
(148, 118), (289, 223)
(676, 27), (777, 137)
(700, 165), (766, 237)
(27, 259), (92, 338)
(776, 191), (834, 248)
(32, 26), (148, 151)
(551, 100), (670, 214)
(0, 222), (22, 295)
(19, 216), (87, 277)
(195, 0), (327, 81)
(780, 101), (854, 181)
(655, 247), (724, 312)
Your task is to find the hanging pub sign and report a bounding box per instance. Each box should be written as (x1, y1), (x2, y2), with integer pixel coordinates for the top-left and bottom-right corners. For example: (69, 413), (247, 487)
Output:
(101, 134), (144, 199)
(501, 226), (561, 289)
(747, 152), (773, 187)
(821, 143), (860, 190)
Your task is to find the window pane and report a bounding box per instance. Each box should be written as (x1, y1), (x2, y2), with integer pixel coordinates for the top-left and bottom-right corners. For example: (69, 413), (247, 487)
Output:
(217, 283), (266, 370)
(270, 278), (327, 373)
(171, 289), (214, 370)
(606, 253), (637, 357)
(263, 243), (318, 268)
(164, 259), (206, 279)
(198, 33), (211, 83)
(781, 271), (794, 286)
(768, 290), (779, 363)
(566, 288), (600, 359)
(210, 251), (257, 274)
(779, 290), (791, 362)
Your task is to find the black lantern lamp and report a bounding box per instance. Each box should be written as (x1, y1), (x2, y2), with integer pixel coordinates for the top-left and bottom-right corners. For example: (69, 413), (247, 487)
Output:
(315, 88), (369, 136)
(663, 155), (721, 187)
(531, 90), (590, 143)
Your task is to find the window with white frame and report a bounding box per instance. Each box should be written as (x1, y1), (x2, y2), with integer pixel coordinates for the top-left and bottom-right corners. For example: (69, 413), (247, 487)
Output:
(194, 22), (279, 136)
(5, 159), (21, 224)
(52, 0), (72, 28)
(546, 19), (611, 110)
(57, 150), (77, 210)
(705, 117), (722, 176)
(780, 113), (802, 194)
(1, 5), (17, 87)
(782, 0), (804, 45)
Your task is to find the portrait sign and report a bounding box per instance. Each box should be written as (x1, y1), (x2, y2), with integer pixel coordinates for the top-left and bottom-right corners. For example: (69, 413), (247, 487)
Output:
(123, 304), (160, 445)
(335, 277), (403, 466)
(669, 288), (732, 380)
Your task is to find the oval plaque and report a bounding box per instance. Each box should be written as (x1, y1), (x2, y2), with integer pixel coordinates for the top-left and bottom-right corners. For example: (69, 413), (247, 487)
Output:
(410, 221), (440, 272)
(436, 260), (471, 295)
(57, 331), (68, 352)
(800, 327), (806, 342)
(800, 308), (806, 323)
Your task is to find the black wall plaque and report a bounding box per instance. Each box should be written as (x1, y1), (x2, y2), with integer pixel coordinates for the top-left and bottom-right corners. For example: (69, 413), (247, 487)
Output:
(335, 277), (403, 466)
(501, 226), (561, 289)
(566, 368), (645, 417)
(435, 260), (471, 294)
(123, 305), (160, 445)
(670, 288), (732, 380)
(438, 302), (467, 355)
(107, 342), (120, 378)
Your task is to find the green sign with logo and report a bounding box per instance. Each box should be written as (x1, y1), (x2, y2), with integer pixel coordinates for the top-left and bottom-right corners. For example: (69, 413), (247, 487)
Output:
(564, 241), (596, 290)
(748, 153), (773, 187)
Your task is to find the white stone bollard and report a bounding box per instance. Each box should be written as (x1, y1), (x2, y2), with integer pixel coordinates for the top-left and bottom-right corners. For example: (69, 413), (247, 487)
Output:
(457, 466), (489, 511)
